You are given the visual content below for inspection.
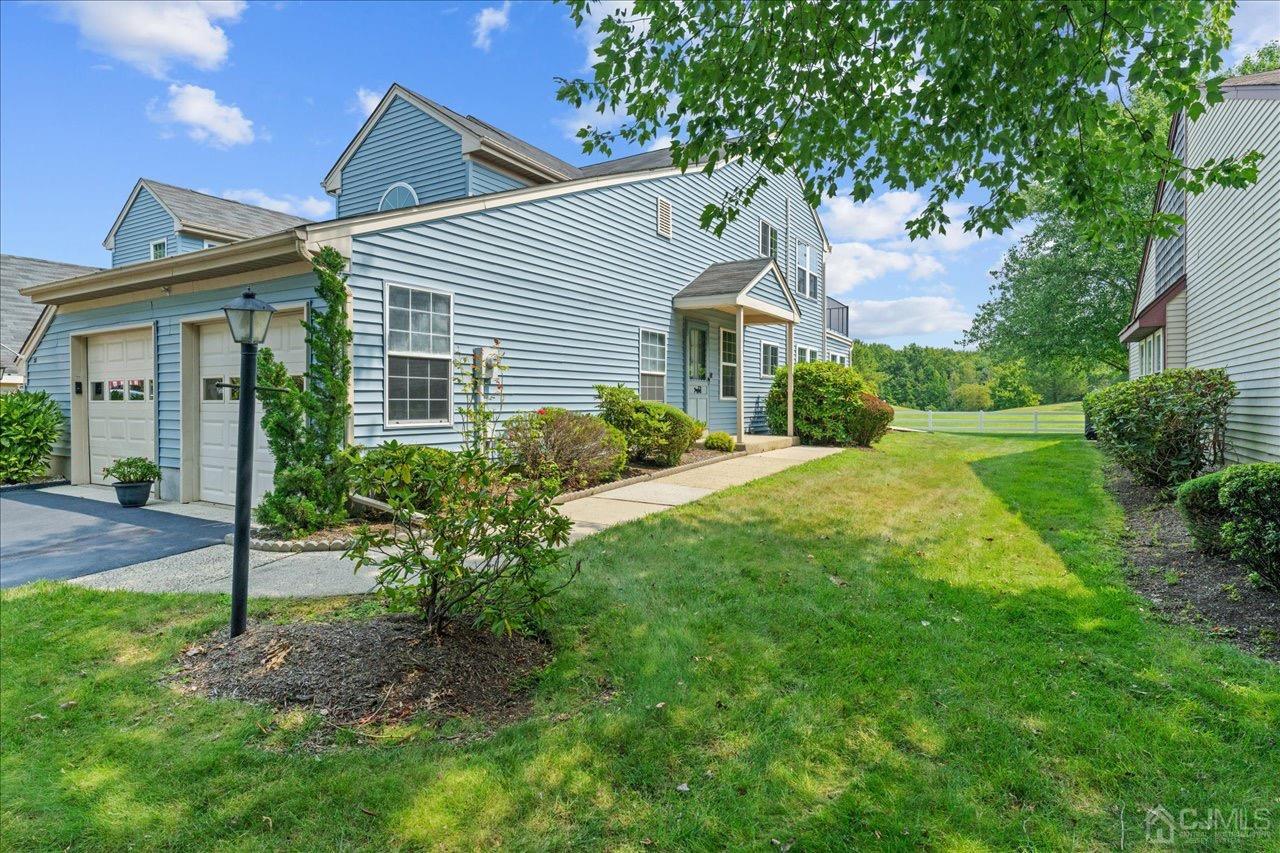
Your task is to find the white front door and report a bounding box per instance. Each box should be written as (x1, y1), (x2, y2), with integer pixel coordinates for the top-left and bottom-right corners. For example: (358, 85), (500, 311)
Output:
(685, 324), (710, 423)
(87, 328), (154, 484)
(197, 312), (306, 505)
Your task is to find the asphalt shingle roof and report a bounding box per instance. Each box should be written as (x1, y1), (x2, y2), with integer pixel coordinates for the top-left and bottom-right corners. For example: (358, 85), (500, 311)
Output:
(1, 254), (102, 368)
(142, 180), (314, 239)
(1223, 69), (1280, 87)
(675, 258), (773, 301)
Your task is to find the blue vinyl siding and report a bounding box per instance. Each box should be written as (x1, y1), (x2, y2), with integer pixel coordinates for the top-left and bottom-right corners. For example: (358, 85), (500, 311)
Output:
(336, 95), (469, 217)
(23, 274), (319, 478)
(468, 162), (527, 195)
(176, 232), (208, 254)
(111, 187), (177, 267)
(346, 159), (825, 448)
(746, 268), (792, 312)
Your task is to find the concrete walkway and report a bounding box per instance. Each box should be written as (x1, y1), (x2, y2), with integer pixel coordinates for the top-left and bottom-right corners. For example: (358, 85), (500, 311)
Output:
(68, 444), (841, 597)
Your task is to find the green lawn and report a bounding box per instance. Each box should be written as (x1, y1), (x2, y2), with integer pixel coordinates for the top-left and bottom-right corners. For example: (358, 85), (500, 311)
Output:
(4, 433), (1277, 849)
(893, 401), (1084, 433)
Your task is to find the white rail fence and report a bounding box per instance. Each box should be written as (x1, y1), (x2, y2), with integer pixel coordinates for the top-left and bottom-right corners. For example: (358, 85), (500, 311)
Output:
(893, 409), (1085, 435)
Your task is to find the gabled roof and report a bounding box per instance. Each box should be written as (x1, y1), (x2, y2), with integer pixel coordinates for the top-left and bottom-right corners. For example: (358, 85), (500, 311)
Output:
(673, 257), (800, 323)
(1223, 69), (1280, 87)
(323, 84), (582, 193)
(1, 254), (102, 368)
(103, 179), (314, 250)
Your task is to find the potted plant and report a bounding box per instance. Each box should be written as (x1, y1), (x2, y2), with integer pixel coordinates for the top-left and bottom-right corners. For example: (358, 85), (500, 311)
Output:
(101, 457), (161, 507)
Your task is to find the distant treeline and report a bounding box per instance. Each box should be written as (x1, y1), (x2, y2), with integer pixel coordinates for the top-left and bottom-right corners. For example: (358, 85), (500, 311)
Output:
(849, 341), (1122, 412)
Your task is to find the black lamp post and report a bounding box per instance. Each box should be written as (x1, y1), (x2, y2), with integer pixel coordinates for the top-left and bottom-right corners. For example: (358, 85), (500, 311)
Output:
(222, 288), (276, 638)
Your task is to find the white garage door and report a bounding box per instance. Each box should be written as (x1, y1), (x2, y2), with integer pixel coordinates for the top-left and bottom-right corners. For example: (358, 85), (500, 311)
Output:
(87, 328), (155, 484)
(197, 312), (306, 506)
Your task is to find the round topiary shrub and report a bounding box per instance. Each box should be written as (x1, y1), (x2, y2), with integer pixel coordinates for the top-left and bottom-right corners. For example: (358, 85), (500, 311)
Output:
(0, 390), (64, 484)
(1175, 470), (1231, 555)
(593, 384), (704, 467)
(501, 407), (627, 490)
(1083, 368), (1237, 489)
(764, 361), (892, 446)
(704, 431), (735, 452)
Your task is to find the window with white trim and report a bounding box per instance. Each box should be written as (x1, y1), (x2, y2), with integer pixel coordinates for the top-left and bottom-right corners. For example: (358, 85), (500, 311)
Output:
(150, 239), (167, 261)
(385, 283), (452, 424)
(796, 242), (818, 298)
(1138, 328), (1164, 377)
(379, 182), (419, 212)
(829, 352), (848, 366)
(720, 328), (738, 399)
(639, 329), (667, 402)
(655, 196), (673, 239)
(760, 342), (780, 377)
(796, 345), (819, 363)
(759, 220), (779, 260)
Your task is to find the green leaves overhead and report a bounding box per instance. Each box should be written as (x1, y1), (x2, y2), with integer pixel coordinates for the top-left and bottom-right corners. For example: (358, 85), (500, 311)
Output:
(557, 0), (1254, 243)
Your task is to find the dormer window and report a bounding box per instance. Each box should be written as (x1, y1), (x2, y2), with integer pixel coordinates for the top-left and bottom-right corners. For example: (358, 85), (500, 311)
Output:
(379, 182), (419, 212)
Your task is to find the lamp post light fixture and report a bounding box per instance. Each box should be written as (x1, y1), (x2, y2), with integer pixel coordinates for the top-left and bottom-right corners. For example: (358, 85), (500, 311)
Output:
(221, 288), (276, 637)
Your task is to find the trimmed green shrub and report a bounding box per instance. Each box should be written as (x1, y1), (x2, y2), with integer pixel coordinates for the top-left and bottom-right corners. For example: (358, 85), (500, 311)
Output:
(1217, 463), (1280, 586)
(345, 440), (452, 507)
(0, 390), (64, 484)
(594, 384), (704, 466)
(101, 456), (161, 484)
(501, 407), (627, 490)
(1175, 470), (1230, 555)
(764, 361), (892, 447)
(704, 431), (735, 452)
(950, 383), (993, 411)
(1083, 368), (1237, 489)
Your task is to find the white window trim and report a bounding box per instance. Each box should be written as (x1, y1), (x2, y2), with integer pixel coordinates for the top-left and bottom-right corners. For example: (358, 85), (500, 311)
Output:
(719, 326), (738, 401)
(759, 219), (779, 260)
(379, 181), (420, 212)
(1139, 328), (1164, 377)
(382, 280), (454, 428)
(149, 239), (167, 261)
(797, 345), (819, 363)
(760, 341), (780, 378)
(797, 242), (818, 299)
(637, 327), (668, 402)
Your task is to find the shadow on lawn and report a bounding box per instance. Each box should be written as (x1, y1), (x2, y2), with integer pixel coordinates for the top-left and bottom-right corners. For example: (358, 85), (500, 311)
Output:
(5, 436), (1279, 849)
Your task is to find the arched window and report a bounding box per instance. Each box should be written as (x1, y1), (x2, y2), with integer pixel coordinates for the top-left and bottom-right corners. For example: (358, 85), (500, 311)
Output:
(379, 182), (418, 211)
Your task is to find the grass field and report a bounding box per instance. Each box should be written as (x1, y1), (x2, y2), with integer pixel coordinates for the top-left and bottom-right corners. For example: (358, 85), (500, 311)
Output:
(893, 400), (1084, 433)
(3, 433), (1277, 849)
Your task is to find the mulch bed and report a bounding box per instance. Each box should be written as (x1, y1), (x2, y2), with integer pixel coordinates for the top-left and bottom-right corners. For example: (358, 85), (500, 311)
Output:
(172, 615), (551, 727)
(1105, 465), (1279, 662)
(623, 446), (725, 479)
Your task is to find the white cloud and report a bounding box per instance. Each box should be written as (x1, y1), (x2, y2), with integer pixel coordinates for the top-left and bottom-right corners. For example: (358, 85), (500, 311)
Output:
(556, 1), (639, 140)
(846, 296), (971, 339)
(49, 1), (246, 78)
(472, 1), (510, 51)
(221, 189), (330, 219)
(1227, 1), (1280, 66)
(150, 83), (253, 147)
(825, 241), (945, 295)
(647, 134), (674, 152)
(353, 87), (382, 118)
(821, 191), (924, 242)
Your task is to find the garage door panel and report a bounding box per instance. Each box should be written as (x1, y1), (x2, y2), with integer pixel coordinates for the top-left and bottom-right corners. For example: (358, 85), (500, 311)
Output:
(197, 313), (305, 505)
(87, 328), (154, 485)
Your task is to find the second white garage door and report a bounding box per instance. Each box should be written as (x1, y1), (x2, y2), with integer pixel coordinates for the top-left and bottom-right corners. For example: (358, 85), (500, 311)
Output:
(197, 312), (306, 505)
(87, 328), (155, 485)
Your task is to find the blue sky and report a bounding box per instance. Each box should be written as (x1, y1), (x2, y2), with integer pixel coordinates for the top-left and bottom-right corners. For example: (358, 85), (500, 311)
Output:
(2, 1), (1276, 347)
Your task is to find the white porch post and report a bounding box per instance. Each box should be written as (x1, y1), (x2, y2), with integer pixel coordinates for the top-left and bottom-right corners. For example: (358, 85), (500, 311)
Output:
(736, 306), (745, 447)
(785, 321), (794, 437)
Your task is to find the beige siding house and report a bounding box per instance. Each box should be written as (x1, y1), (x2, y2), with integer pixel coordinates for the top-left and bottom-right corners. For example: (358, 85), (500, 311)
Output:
(1121, 70), (1280, 462)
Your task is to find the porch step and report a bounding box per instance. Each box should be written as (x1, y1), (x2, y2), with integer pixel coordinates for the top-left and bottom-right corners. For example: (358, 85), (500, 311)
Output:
(730, 434), (800, 454)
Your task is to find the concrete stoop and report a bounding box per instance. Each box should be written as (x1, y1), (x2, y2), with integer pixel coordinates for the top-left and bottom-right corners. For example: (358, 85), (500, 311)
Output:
(735, 434), (800, 453)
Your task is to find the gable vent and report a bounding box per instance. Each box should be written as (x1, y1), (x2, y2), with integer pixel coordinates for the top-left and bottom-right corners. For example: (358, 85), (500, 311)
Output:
(656, 196), (673, 238)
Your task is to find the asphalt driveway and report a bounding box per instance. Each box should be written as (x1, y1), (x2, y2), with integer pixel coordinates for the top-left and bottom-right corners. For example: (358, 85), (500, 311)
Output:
(0, 489), (233, 587)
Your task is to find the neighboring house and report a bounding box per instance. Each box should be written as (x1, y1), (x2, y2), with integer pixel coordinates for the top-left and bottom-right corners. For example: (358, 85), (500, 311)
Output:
(1, 255), (102, 392)
(1120, 70), (1280, 462)
(19, 83), (843, 505)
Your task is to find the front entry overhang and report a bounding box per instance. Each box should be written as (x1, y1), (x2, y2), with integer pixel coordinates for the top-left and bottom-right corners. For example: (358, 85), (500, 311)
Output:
(671, 257), (800, 324)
